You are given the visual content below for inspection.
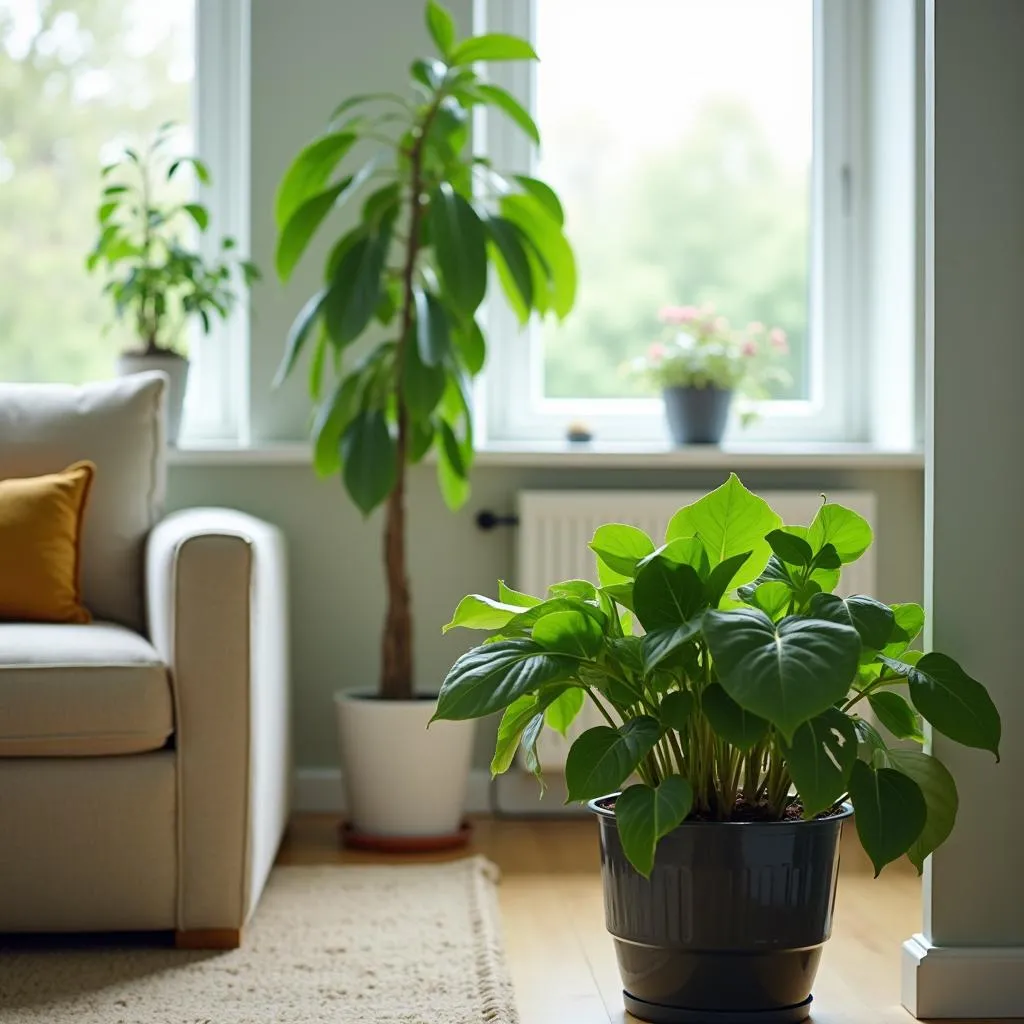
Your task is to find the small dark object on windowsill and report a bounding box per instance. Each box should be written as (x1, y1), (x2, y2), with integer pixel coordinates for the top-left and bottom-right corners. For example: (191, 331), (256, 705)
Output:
(566, 420), (594, 444)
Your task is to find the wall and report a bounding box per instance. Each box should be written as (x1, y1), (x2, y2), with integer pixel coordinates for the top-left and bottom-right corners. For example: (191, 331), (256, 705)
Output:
(167, 463), (924, 770)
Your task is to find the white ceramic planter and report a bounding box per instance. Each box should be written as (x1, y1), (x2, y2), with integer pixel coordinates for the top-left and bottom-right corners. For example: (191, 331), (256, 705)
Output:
(335, 692), (475, 837)
(116, 352), (190, 445)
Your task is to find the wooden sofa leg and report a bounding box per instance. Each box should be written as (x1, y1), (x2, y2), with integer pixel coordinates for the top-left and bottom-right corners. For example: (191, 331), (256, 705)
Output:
(174, 928), (242, 950)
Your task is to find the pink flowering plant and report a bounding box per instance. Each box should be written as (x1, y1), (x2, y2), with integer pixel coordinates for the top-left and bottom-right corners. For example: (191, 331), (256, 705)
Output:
(629, 304), (792, 403)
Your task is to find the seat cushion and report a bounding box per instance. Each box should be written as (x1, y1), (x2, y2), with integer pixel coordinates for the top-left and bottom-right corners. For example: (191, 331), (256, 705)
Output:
(0, 374), (166, 632)
(0, 622), (173, 756)
(0, 462), (95, 624)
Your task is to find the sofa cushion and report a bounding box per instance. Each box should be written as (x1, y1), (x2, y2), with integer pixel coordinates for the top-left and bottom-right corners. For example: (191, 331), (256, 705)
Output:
(0, 462), (95, 624)
(0, 374), (166, 632)
(0, 622), (173, 756)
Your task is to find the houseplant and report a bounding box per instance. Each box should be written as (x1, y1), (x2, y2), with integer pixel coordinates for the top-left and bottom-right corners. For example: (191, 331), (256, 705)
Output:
(630, 305), (790, 445)
(272, 1), (575, 844)
(434, 473), (1001, 1021)
(87, 123), (260, 444)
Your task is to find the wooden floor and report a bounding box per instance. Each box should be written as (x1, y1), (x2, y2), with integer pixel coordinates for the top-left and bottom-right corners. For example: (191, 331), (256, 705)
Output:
(278, 815), (1010, 1024)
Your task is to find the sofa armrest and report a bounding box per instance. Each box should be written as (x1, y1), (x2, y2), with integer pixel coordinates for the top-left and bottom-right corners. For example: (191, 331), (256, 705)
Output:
(146, 508), (290, 932)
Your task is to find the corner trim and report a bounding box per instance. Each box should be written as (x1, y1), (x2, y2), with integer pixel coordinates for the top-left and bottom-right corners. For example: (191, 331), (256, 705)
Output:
(902, 932), (1024, 1018)
(293, 768), (492, 816)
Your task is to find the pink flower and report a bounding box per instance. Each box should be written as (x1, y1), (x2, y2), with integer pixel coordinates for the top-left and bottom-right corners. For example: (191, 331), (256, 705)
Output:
(647, 342), (667, 364)
(741, 339), (758, 357)
(769, 327), (789, 354)
(658, 305), (699, 326)
(746, 321), (765, 334)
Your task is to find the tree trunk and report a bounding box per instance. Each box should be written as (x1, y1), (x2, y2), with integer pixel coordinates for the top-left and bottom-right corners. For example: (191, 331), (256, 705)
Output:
(380, 409), (413, 700)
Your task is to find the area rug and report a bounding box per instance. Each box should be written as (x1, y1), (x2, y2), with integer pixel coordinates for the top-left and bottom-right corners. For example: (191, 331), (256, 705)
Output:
(0, 856), (517, 1024)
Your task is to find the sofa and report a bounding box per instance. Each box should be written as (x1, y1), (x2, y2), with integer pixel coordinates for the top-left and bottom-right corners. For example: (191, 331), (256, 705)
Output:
(0, 373), (290, 948)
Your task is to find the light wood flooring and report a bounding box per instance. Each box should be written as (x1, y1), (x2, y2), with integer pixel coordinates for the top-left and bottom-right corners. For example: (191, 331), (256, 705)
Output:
(278, 815), (1012, 1024)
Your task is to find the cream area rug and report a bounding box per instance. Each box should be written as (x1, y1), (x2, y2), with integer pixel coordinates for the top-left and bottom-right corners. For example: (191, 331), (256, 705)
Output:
(0, 856), (518, 1024)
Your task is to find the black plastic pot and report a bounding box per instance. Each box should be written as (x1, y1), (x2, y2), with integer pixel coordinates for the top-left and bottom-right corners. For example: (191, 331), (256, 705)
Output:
(662, 385), (733, 445)
(589, 797), (853, 1024)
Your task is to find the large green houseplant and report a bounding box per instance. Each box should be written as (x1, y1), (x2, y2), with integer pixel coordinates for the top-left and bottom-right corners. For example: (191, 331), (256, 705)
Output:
(273, 1), (574, 843)
(434, 473), (1000, 1020)
(87, 123), (259, 444)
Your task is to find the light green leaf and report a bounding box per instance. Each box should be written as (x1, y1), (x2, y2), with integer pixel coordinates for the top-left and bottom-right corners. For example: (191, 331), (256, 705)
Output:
(848, 760), (927, 876)
(474, 83), (539, 145)
(701, 682), (770, 752)
(589, 523), (656, 578)
(512, 175), (563, 225)
(614, 777), (693, 878)
(430, 183), (487, 314)
(182, 203), (209, 231)
(703, 608), (861, 740)
(311, 372), (360, 477)
(533, 610), (603, 658)
(436, 419), (470, 509)
(704, 550), (753, 607)
(666, 473), (780, 588)
(810, 593), (895, 651)
(277, 173), (361, 281)
(274, 288), (326, 387)
(882, 603), (925, 657)
(786, 706), (858, 815)
(882, 652), (1000, 759)
(639, 537), (711, 577)
(451, 316), (486, 375)
(341, 409), (396, 515)
(426, 0), (457, 56)
(544, 686), (586, 737)
(869, 690), (925, 742)
(275, 131), (358, 228)
(564, 717), (662, 803)
(887, 750), (959, 872)
(434, 639), (576, 720)
(448, 33), (538, 65)
(746, 581), (793, 620)
(498, 580), (541, 607)
(443, 594), (522, 633)
(806, 503), (873, 564)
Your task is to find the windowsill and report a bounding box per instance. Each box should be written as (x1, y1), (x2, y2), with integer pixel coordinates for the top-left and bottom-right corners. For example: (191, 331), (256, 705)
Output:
(168, 440), (924, 470)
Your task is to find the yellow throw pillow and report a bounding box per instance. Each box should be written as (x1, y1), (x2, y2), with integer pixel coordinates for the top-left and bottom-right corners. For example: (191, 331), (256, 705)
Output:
(0, 461), (95, 624)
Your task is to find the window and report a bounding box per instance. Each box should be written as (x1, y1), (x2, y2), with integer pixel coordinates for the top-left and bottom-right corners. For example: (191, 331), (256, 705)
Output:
(481, 0), (863, 444)
(0, 0), (248, 441)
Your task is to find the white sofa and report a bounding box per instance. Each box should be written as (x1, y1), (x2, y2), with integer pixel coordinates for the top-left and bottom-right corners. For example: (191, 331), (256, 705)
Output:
(0, 373), (290, 948)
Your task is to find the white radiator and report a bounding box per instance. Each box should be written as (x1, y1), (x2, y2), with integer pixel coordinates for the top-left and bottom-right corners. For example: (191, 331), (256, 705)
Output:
(513, 488), (877, 773)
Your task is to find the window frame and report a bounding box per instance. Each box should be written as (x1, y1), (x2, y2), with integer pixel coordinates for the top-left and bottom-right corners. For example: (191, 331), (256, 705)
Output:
(180, 0), (252, 443)
(477, 0), (867, 446)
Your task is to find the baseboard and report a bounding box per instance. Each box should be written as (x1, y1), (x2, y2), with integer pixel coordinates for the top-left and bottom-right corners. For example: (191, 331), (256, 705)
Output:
(292, 768), (492, 815)
(902, 932), (1024, 1018)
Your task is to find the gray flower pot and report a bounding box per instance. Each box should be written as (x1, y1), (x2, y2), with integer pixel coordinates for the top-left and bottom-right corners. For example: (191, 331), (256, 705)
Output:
(590, 797), (853, 1023)
(662, 385), (733, 445)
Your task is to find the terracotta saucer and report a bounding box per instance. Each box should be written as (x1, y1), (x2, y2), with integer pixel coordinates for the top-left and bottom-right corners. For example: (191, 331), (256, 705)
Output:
(338, 819), (473, 852)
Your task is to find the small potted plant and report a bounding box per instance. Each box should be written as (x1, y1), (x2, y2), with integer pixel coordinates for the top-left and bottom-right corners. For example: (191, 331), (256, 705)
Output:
(434, 474), (1000, 1022)
(629, 305), (791, 445)
(272, 1), (575, 846)
(87, 123), (260, 444)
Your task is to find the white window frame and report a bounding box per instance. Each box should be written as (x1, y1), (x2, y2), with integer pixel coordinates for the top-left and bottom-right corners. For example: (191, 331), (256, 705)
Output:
(180, 0), (252, 443)
(478, 0), (867, 446)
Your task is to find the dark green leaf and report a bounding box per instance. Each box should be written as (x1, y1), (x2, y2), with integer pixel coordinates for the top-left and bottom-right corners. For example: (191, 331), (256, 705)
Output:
(324, 224), (391, 349)
(485, 215), (534, 320)
(474, 84), (539, 145)
(361, 181), (402, 229)
(632, 556), (705, 631)
(882, 652), (1000, 759)
(436, 418), (470, 509)
(614, 777), (693, 878)
(660, 691), (695, 731)
(589, 523), (656, 578)
(167, 155), (210, 184)
(786, 707), (858, 815)
(430, 183), (487, 313)
(434, 638), (576, 720)
(766, 529), (814, 567)
(641, 619), (703, 672)
(703, 608), (861, 739)
(701, 683), (770, 752)
(848, 760), (927, 876)
(704, 550), (753, 607)
(411, 57), (448, 92)
(448, 33), (538, 65)
(414, 288), (450, 366)
(810, 543), (842, 570)
(451, 316), (486, 375)
(328, 92), (408, 123)
(869, 690), (924, 742)
(564, 717), (662, 803)
(402, 325), (446, 418)
(426, 0), (457, 56)
(807, 503), (873, 564)
(341, 409), (396, 515)
(491, 693), (543, 776)
(887, 750), (958, 872)
(311, 372), (359, 476)
(810, 593), (895, 651)
(275, 131), (358, 227)
(275, 288), (326, 387)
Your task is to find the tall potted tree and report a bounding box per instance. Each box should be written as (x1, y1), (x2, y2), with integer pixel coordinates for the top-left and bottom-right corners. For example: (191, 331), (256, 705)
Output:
(434, 474), (1001, 1021)
(273, 1), (575, 845)
(88, 123), (260, 444)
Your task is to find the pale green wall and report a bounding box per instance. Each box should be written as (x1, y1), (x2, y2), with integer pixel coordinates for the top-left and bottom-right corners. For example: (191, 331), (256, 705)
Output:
(167, 464), (924, 769)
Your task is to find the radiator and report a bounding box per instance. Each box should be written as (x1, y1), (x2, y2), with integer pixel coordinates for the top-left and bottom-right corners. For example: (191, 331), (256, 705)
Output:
(513, 488), (878, 774)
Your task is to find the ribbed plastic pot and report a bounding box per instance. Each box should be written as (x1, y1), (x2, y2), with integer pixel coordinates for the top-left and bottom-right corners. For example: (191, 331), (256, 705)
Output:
(589, 796), (853, 1024)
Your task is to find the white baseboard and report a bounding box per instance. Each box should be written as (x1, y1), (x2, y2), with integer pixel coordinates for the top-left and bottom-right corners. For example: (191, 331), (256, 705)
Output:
(902, 933), (1024, 1018)
(292, 768), (493, 815)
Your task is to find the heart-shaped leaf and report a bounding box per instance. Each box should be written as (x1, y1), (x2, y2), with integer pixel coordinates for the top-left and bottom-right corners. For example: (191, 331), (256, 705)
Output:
(807, 503), (873, 564)
(614, 777), (693, 878)
(589, 523), (656, 578)
(660, 690), (695, 731)
(887, 750), (959, 872)
(533, 609), (604, 658)
(701, 682), (769, 752)
(810, 593), (895, 651)
(564, 717), (661, 802)
(641, 618), (703, 672)
(703, 608), (860, 739)
(766, 529), (813, 567)
(786, 707), (858, 815)
(848, 760), (926, 876)
(633, 556), (705, 631)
